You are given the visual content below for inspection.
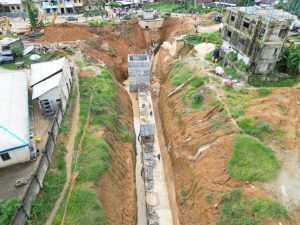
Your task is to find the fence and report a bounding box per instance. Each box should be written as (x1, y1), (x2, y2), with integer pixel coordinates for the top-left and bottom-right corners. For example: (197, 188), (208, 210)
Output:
(10, 104), (64, 225)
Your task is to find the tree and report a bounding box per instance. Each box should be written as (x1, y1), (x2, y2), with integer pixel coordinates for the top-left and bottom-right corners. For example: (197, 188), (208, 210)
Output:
(26, 0), (36, 30)
(277, 44), (300, 76)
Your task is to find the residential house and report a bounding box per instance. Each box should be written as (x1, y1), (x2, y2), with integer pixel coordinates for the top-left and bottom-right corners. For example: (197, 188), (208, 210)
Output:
(30, 57), (72, 117)
(0, 72), (31, 168)
(221, 6), (294, 75)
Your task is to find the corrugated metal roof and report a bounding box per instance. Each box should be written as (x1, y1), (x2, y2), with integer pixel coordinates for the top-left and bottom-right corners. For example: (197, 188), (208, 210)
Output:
(0, 72), (29, 152)
(32, 72), (62, 100)
(0, 0), (21, 5)
(30, 57), (65, 87)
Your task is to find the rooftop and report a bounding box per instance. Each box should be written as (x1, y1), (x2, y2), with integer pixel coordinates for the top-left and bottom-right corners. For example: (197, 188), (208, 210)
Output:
(0, 72), (29, 153)
(30, 57), (65, 87)
(128, 54), (149, 62)
(233, 6), (295, 22)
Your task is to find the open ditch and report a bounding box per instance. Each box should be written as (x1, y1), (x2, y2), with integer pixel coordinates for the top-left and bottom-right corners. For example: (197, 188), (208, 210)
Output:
(30, 18), (300, 225)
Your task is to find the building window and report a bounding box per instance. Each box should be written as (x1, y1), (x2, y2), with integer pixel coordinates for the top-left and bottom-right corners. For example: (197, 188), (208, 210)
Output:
(17, 6), (20, 9)
(11, 6), (15, 10)
(243, 21), (250, 29)
(1, 153), (11, 161)
(230, 15), (235, 22)
(258, 27), (266, 40)
(278, 29), (287, 38)
(227, 30), (232, 37)
(274, 48), (278, 54)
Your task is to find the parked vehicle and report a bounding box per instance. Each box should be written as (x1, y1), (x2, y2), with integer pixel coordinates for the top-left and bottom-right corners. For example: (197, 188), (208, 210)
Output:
(66, 16), (78, 21)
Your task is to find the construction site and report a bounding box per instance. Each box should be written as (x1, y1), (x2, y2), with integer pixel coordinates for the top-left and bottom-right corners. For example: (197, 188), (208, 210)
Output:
(0, 3), (300, 225)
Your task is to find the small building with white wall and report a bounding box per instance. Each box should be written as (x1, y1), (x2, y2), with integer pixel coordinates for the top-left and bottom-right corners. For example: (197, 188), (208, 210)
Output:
(30, 57), (72, 117)
(0, 72), (31, 168)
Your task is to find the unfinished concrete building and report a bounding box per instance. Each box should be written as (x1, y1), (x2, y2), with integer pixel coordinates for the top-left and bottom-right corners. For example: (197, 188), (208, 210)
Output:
(128, 54), (151, 92)
(222, 6), (294, 75)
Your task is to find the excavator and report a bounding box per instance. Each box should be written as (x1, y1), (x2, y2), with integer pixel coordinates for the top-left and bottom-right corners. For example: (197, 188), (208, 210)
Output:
(0, 16), (10, 34)
(36, 12), (57, 28)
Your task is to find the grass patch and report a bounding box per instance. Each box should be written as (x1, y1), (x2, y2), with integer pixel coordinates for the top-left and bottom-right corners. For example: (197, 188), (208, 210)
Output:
(185, 31), (222, 45)
(169, 60), (196, 86)
(228, 134), (280, 182)
(59, 187), (104, 225)
(258, 88), (272, 96)
(224, 66), (242, 79)
(75, 60), (93, 68)
(217, 188), (287, 225)
(190, 76), (206, 88)
(0, 199), (21, 225)
(144, 2), (180, 12)
(250, 78), (300, 87)
(204, 51), (213, 61)
(88, 19), (114, 26)
(237, 118), (272, 138)
(77, 135), (110, 183)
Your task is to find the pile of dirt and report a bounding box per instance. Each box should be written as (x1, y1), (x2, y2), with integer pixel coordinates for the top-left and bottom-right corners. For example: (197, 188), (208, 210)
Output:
(37, 24), (94, 43)
(82, 21), (146, 81)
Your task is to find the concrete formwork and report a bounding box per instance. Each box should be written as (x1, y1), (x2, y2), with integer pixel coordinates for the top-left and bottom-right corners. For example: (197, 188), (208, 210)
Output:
(128, 54), (151, 92)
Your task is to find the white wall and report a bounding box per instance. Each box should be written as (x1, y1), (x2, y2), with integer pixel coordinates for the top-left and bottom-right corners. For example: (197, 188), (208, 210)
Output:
(0, 146), (30, 168)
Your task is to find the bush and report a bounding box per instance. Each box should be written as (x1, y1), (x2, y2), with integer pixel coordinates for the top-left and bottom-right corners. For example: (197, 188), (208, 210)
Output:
(10, 43), (24, 57)
(192, 92), (204, 104)
(224, 66), (242, 79)
(226, 51), (238, 61)
(228, 134), (280, 182)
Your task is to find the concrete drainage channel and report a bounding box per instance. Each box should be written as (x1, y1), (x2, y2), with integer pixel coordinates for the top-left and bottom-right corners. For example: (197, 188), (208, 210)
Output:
(125, 54), (173, 225)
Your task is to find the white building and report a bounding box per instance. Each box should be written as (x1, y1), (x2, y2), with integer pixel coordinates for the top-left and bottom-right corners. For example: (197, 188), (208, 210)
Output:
(0, 72), (31, 168)
(31, 57), (72, 117)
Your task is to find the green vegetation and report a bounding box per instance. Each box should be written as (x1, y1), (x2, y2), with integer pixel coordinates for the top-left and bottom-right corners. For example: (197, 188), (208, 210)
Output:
(57, 187), (104, 225)
(228, 134), (280, 182)
(190, 76), (206, 88)
(249, 78), (300, 87)
(185, 31), (222, 45)
(144, 2), (180, 12)
(75, 60), (93, 68)
(237, 118), (272, 138)
(169, 60), (196, 86)
(226, 51), (238, 61)
(235, 59), (248, 72)
(87, 19), (114, 26)
(10, 43), (24, 57)
(258, 88), (272, 96)
(224, 66), (242, 79)
(144, 2), (225, 14)
(191, 92), (204, 109)
(204, 51), (213, 61)
(277, 44), (300, 76)
(27, 86), (77, 225)
(54, 68), (131, 224)
(0, 199), (20, 225)
(217, 188), (287, 225)
(26, 0), (37, 30)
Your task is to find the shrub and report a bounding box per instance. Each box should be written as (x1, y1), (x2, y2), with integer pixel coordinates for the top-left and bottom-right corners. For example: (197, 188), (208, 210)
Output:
(185, 31), (221, 45)
(192, 92), (204, 104)
(237, 117), (272, 138)
(226, 51), (238, 61)
(228, 134), (280, 182)
(10, 43), (24, 57)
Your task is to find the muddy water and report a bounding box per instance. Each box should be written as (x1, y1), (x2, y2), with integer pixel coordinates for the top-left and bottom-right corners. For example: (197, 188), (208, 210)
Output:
(123, 80), (147, 225)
